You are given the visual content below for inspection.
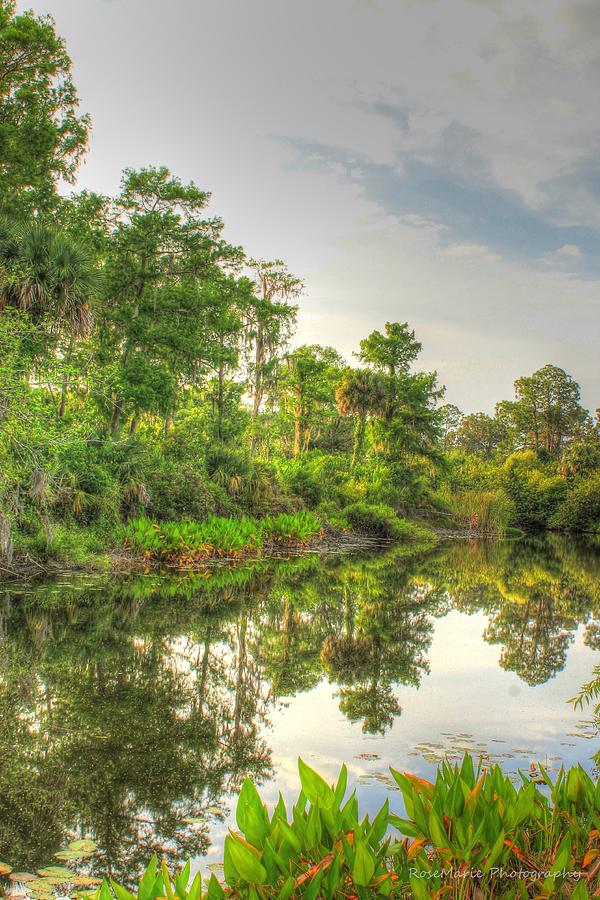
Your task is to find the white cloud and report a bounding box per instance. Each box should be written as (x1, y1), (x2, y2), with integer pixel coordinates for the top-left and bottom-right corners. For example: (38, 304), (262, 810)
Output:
(442, 243), (501, 262)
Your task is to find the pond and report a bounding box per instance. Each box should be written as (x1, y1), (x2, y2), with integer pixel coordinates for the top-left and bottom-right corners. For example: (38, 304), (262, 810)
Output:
(0, 534), (598, 882)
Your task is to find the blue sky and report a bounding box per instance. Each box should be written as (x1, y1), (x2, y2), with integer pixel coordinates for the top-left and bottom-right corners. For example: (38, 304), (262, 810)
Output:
(23, 0), (600, 412)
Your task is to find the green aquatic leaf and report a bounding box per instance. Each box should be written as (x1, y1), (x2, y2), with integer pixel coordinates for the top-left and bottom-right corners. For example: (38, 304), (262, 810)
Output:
(68, 840), (96, 854)
(37, 868), (74, 879)
(0, 863), (13, 876)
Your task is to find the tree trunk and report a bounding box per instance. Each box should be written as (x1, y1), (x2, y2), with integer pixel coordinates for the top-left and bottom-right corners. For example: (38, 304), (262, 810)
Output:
(57, 337), (74, 418)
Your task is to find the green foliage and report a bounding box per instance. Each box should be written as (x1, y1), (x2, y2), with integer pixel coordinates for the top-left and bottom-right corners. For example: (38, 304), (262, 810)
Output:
(446, 489), (515, 534)
(550, 473), (600, 533)
(122, 511), (322, 563)
(501, 452), (567, 529)
(0, 1), (90, 216)
(342, 502), (432, 543)
(100, 755), (600, 898)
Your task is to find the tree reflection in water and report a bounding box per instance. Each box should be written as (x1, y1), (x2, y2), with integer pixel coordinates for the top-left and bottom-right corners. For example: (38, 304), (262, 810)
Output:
(0, 534), (597, 874)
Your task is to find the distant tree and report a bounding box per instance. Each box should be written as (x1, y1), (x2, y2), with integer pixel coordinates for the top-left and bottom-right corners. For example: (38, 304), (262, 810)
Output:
(0, 1), (90, 216)
(280, 344), (343, 456)
(336, 368), (387, 469)
(438, 403), (463, 450)
(454, 412), (507, 459)
(244, 259), (301, 445)
(358, 321), (421, 378)
(497, 365), (589, 457)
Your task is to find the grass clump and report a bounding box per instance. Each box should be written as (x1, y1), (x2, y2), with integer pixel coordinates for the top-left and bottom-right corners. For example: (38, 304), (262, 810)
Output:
(97, 754), (600, 899)
(122, 511), (322, 564)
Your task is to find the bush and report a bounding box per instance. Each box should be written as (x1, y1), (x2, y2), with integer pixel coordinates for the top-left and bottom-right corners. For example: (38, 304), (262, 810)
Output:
(501, 451), (567, 529)
(341, 501), (432, 543)
(550, 473), (600, 533)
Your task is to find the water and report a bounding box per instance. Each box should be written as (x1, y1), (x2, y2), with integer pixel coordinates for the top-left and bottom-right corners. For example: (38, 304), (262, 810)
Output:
(0, 534), (598, 880)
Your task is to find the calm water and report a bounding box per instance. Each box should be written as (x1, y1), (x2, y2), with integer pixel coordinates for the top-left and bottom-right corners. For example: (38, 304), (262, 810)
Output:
(0, 534), (599, 880)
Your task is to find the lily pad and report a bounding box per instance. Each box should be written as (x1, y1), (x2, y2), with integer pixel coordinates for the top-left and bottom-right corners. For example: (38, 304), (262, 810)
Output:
(54, 852), (87, 862)
(10, 874), (38, 883)
(70, 877), (101, 888)
(67, 841), (96, 854)
(0, 863), (14, 876)
(182, 816), (204, 824)
(37, 869), (73, 879)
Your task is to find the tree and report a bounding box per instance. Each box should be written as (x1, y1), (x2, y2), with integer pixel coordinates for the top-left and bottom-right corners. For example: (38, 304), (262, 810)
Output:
(454, 412), (506, 458)
(0, 1), (89, 216)
(100, 167), (242, 435)
(244, 259), (301, 445)
(358, 321), (421, 378)
(280, 344), (343, 456)
(497, 365), (590, 457)
(335, 367), (387, 469)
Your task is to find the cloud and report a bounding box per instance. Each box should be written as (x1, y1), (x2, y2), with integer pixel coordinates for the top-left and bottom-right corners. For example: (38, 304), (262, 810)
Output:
(443, 242), (500, 262)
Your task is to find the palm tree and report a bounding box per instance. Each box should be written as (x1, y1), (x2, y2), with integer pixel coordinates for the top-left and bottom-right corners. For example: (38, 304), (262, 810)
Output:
(336, 368), (386, 469)
(0, 220), (101, 416)
(0, 221), (100, 339)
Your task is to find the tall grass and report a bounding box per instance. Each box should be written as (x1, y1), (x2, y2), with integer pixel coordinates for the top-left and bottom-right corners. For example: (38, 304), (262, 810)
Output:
(122, 511), (322, 564)
(447, 489), (514, 535)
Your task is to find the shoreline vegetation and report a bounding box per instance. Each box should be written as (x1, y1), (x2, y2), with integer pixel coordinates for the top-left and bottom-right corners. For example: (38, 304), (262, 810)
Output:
(3, 754), (598, 899)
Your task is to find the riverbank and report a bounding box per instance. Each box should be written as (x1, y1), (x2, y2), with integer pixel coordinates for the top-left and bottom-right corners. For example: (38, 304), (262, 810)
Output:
(0, 513), (437, 580)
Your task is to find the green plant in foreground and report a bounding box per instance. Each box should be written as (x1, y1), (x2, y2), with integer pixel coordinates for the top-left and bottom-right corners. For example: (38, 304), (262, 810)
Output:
(97, 755), (600, 899)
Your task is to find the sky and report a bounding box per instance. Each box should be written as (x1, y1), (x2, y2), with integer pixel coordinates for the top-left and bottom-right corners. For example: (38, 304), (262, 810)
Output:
(22, 0), (600, 412)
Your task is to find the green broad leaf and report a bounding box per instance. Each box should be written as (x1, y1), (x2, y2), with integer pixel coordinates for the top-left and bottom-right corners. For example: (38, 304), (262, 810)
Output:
(0, 863), (13, 876)
(409, 873), (432, 900)
(572, 880), (591, 899)
(225, 835), (267, 885)
(68, 840), (97, 853)
(98, 880), (113, 900)
(368, 799), (389, 846)
(161, 862), (174, 900)
(334, 764), (348, 806)
(206, 874), (225, 899)
(174, 860), (191, 900)
(353, 842), (376, 888)
(303, 870), (323, 900)
(110, 881), (136, 900)
(298, 757), (334, 809)
(37, 868), (74, 879)
(388, 814), (420, 838)
(483, 830), (506, 872)
(275, 875), (295, 900)
(137, 856), (159, 900)
(275, 815), (302, 853)
(187, 872), (202, 900)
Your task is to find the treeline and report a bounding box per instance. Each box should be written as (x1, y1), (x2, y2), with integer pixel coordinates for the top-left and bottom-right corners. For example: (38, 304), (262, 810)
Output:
(0, 2), (598, 568)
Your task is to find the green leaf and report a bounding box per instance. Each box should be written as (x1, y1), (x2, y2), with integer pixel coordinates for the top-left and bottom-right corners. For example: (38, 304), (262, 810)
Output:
(298, 757), (334, 809)
(225, 835), (267, 885)
(187, 872), (202, 900)
(352, 841), (376, 887)
(137, 856), (159, 900)
(206, 874), (225, 899)
(110, 880), (136, 900)
(275, 876), (295, 900)
(68, 840), (97, 853)
(174, 861), (190, 900)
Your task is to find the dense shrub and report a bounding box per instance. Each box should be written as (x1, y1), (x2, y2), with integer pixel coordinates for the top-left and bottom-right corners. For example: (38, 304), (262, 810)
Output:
(501, 451), (567, 529)
(550, 473), (600, 533)
(341, 501), (432, 543)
